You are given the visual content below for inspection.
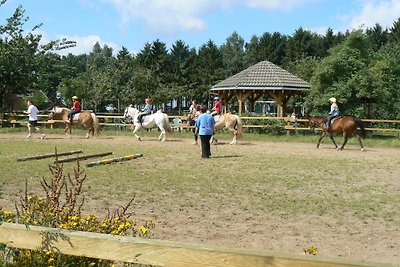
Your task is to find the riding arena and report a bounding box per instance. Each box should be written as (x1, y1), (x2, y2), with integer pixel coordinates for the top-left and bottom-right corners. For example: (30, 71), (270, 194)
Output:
(0, 114), (399, 266)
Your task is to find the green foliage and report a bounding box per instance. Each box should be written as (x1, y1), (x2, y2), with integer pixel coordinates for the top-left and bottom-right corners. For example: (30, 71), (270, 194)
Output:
(1, 1), (399, 119)
(306, 30), (373, 116)
(0, 152), (154, 266)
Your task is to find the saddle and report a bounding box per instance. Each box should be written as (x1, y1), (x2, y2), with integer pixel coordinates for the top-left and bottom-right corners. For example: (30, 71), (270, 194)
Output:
(213, 114), (220, 122)
(71, 113), (81, 120)
(138, 114), (150, 124)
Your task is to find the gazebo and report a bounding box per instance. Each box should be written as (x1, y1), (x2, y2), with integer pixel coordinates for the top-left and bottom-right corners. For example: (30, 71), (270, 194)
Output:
(209, 60), (310, 116)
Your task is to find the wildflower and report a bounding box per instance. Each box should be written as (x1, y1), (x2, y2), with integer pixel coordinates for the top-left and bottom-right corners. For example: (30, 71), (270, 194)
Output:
(140, 226), (149, 234)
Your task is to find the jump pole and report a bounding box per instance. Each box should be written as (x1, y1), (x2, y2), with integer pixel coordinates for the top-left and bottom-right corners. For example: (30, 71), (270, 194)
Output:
(17, 150), (83, 161)
(54, 152), (113, 163)
(86, 154), (143, 167)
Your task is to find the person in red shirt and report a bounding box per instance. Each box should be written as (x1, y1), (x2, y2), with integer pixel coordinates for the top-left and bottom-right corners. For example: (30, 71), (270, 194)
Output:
(67, 96), (81, 123)
(211, 96), (221, 116)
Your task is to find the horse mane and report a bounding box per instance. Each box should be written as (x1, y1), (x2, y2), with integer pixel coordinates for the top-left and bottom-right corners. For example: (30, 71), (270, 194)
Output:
(54, 106), (70, 113)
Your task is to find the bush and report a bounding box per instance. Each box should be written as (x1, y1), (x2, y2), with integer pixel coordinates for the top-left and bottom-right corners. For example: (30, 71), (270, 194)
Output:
(0, 150), (154, 266)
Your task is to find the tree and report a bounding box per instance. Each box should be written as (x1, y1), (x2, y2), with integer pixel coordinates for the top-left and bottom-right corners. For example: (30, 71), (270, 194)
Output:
(306, 30), (373, 117)
(195, 40), (224, 101)
(0, 2), (75, 111)
(366, 23), (389, 51)
(0, 5), (40, 110)
(365, 42), (400, 119)
(388, 17), (400, 43)
(220, 31), (245, 77)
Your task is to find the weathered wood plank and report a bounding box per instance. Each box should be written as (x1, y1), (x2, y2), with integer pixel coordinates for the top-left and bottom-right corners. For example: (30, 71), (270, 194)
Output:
(0, 223), (388, 267)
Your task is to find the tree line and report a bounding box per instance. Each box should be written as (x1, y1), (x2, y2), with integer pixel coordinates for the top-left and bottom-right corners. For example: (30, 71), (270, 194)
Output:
(1, 2), (399, 119)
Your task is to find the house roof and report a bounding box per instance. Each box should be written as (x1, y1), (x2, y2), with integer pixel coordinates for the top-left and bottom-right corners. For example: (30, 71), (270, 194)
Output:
(210, 60), (310, 92)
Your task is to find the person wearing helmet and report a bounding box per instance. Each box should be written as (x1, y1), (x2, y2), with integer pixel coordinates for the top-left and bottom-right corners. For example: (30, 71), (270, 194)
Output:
(326, 97), (339, 130)
(137, 97), (153, 125)
(67, 96), (81, 124)
(210, 96), (221, 116)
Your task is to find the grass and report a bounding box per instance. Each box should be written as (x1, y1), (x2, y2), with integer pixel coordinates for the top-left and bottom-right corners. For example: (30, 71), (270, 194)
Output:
(1, 128), (400, 234)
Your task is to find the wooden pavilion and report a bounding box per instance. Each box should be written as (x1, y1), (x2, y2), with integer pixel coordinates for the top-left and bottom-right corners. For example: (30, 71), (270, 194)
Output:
(209, 60), (310, 116)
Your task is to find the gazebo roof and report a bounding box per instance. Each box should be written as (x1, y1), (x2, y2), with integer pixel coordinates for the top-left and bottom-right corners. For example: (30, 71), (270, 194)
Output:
(210, 60), (310, 92)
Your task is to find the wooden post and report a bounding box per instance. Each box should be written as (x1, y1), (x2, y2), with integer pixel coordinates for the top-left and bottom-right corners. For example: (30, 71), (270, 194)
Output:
(86, 154), (143, 167)
(54, 152), (113, 163)
(17, 150), (83, 161)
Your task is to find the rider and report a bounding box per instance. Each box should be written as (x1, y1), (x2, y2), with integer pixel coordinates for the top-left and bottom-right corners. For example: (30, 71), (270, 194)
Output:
(137, 97), (153, 125)
(210, 96), (221, 116)
(326, 97), (339, 130)
(67, 96), (81, 124)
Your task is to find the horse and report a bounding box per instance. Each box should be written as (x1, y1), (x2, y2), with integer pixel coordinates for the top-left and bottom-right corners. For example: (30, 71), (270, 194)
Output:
(49, 107), (100, 138)
(212, 113), (243, 145)
(123, 105), (172, 141)
(309, 116), (366, 151)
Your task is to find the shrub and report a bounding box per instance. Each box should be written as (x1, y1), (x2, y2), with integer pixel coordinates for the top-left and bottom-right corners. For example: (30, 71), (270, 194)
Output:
(0, 150), (154, 266)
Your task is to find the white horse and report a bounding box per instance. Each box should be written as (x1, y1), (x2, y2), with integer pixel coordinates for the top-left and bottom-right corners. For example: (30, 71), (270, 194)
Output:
(123, 105), (172, 141)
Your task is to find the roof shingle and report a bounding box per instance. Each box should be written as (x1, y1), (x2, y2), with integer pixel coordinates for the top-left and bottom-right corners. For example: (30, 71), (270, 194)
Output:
(212, 60), (310, 90)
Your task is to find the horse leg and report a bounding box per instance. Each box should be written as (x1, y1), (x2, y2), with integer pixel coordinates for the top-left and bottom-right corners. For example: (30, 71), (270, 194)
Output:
(354, 131), (364, 151)
(316, 132), (326, 148)
(329, 135), (338, 149)
(82, 124), (90, 138)
(338, 133), (348, 150)
(229, 128), (238, 145)
(132, 125), (142, 141)
(64, 123), (72, 138)
(158, 127), (166, 141)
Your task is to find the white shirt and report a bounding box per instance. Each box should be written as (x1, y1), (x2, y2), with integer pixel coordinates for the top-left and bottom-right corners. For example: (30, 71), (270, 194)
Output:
(27, 104), (39, 121)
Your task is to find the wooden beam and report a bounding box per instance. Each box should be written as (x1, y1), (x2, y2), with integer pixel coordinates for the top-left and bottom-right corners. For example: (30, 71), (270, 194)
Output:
(0, 223), (383, 267)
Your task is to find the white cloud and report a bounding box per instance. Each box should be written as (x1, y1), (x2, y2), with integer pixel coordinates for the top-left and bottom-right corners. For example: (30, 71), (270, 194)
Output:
(347, 0), (400, 31)
(245, 0), (319, 11)
(102, 0), (318, 35)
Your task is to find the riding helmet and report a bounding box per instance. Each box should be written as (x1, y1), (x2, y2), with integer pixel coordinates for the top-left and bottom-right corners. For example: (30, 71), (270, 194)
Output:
(329, 97), (336, 103)
(214, 96), (220, 100)
(72, 96), (78, 100)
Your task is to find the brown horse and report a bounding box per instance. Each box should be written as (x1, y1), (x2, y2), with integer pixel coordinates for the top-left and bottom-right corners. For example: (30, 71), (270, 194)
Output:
(49, 107), (100, 138)
(309, 116), (366, 151)
(213, 113), (243, 145)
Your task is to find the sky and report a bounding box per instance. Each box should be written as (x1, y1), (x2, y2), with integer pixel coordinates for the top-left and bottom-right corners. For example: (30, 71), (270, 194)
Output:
(1, 0), (400, 55)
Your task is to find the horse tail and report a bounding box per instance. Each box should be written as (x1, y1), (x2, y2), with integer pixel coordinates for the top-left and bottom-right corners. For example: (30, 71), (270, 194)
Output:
(354, 117), (366, 139)
(235, 115), (243, 139)
(92, 113), (100, 135)
(164, 114), (172, 132)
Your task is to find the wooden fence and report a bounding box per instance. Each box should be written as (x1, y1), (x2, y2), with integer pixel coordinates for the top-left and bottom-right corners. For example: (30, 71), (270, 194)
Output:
(1, 112), (399, 134)
(0, 222), (390, 267)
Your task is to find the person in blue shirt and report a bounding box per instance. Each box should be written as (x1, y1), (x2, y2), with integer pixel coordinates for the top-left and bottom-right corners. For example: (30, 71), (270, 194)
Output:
(195, 104), (215, 158)
(326, 97), (340, 130)
(137, 97), (153, 125)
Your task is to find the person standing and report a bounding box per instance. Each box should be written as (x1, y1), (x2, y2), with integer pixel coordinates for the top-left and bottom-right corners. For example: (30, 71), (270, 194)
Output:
(67, 96), (81, 124)
(188, 100), (200, 144)
(326, 97), (340, 130)
(24, 100), (45, 139)
(195, 105), (215, 158)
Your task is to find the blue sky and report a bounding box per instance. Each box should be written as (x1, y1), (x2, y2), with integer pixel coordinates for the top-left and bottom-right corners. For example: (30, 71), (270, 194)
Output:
(1, 0), (400, 55)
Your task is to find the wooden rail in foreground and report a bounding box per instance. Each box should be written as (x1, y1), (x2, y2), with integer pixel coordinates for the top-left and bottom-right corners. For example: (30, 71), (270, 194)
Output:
(0, 223), (390, 267)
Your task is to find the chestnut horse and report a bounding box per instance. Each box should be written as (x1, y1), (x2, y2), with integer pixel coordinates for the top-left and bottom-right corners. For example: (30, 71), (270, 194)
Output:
(49, 107), (100, 138)
(309, 116), (366, 151)
(212, 113), (243, 145)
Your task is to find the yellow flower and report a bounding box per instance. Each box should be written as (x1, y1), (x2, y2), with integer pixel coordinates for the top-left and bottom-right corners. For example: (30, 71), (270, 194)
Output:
(140, 226), (149, 234)
(2, 210), (12, 215)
